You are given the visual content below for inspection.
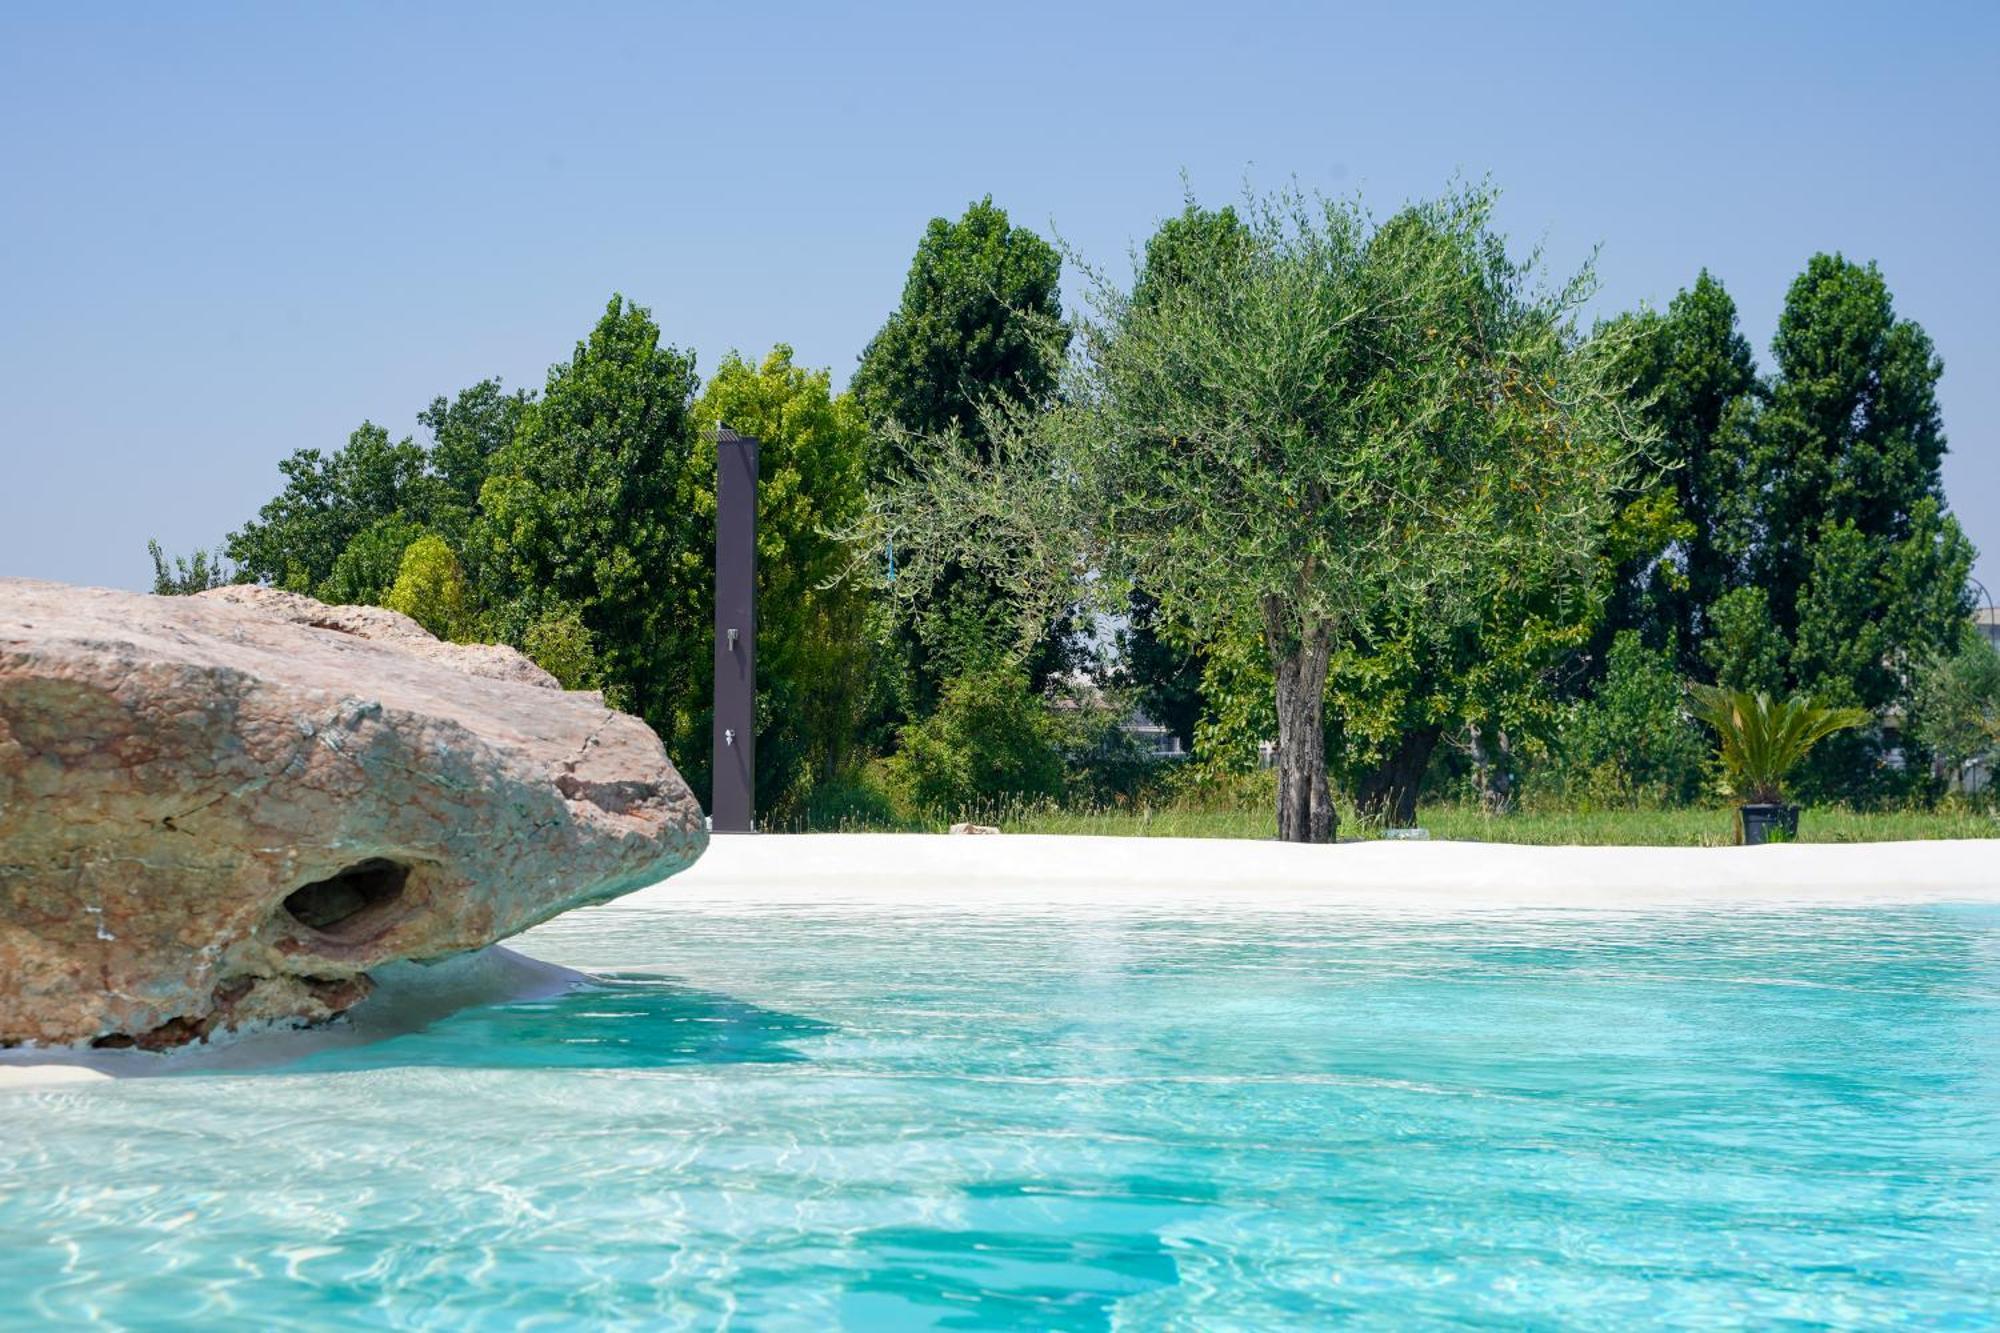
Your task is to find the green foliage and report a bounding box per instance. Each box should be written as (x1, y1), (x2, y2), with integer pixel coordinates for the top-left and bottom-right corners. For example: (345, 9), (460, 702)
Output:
(886, 664), (1067, 815)
(1099, 185), (1647, 839)
(1791, 499), (1975, 711)
(852, 197), (1073, 715)
(1701, 585), (1788, 694)
(147, 540), (234, 595)
(1129, 202), (1251, 311)
(1595, 483), (1696, 655)
(212, 295), (881, 825)
(383, 533), (473, 641)
(1110, 206), (1249, 761)
(1328, 534), (1612, 823)
(875, 183), (1646, 840)
(178, 199), (1988, 834)
(1114, 591), (1205, 754)
(1599, 272), (1760, 670)
(776, 763), (916, 833)
(1185, 633), (1277, 777)
(1589, 255), (1977, 802)
(1746, 255), (1973, 794)
(1563, 632), (1707, 803)
(1753, 255), (1953, 615)
(691, 345), (874, 816)
(227, 423), (432, 592)
(1906, 624), (2000, 786)
(418, 379), (532, 549)
(904, 584), (1031, 684)
(225, 379), (526, 604)
(316, 512), (425, 606)
(1117, 200), (1606, 822)
(1047, 675), (1163, 808)
(519, 604), (603, 691)
(1688, 684), (1869, 806)
(851, 195), (1067, 461)
(475, 295), (703, 747)
(855, 593), (922, 756)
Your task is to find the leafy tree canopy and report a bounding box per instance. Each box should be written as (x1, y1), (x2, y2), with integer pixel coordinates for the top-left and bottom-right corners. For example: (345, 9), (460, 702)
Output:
(852, 195), (1067, 466)
(1110, 205), (1251, 757)
(1759, 255), (1949, 584)
(317, 512), (427, 608)
(878, 182), (1649, 840)
(420, 379), (533, 547)
(227, 423), (430, 593)
(852, 196), (1076, 719)
(224, 377), (527, 599)
(475, 295), (702, 735)
(1749, 254), (1967, 642)
(1599, 271), (1760, 670)
(1749, 255), (1972, 794)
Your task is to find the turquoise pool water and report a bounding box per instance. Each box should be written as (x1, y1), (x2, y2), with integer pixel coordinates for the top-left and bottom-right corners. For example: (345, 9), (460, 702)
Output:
(5, 900), (1999, 1328)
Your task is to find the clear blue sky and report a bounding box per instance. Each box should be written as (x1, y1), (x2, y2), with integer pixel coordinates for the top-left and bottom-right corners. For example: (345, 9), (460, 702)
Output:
(3, 1), (1995, 599)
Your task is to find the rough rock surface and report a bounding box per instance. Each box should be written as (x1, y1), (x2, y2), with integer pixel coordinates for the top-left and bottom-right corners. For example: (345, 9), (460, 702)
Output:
(194, 585), (568, 691)
(0, 578), (706, 1049)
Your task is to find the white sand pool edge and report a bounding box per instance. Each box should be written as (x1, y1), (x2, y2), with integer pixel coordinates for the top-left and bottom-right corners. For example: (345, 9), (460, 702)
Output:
(637, 832), (2000, 912)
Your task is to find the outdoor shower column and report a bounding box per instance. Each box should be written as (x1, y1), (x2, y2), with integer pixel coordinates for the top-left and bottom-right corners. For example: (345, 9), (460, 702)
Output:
(712, 426), (758, 832)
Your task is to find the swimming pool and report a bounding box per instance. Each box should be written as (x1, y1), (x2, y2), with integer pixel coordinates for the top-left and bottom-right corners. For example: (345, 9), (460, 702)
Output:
(5, 894), (1998, 1327)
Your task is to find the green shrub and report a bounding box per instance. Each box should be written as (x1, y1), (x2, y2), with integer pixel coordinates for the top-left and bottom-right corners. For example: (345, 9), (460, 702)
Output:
(886, 664), (1067, 816)
(520, 603), (604, 692)
(1906, 624), (2000, 793)
(781, 762), (915, 832)
(316, 513), (425, 607)
(383, 534), (473, 641)
(1701, 586), (1788, 695)
(147, 540), (234, 595)
(1562, 631), (1708, 804)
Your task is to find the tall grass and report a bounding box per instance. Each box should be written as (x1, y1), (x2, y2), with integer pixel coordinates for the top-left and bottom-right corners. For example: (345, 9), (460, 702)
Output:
(1000, 801), (1997, 845)
(781, 767), (2000, 845)
(1396, 803), (1999, 847)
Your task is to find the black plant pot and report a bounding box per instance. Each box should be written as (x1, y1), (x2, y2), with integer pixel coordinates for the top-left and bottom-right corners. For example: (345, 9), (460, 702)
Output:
(1737, 803), (1799, 846)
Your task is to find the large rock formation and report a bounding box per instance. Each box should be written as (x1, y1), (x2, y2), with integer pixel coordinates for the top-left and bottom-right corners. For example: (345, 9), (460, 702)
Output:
(0, 579), (706, 1049)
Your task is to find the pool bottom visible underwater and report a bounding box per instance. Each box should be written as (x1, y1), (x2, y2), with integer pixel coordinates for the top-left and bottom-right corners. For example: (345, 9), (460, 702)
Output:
(4, 900), (1998, 1329)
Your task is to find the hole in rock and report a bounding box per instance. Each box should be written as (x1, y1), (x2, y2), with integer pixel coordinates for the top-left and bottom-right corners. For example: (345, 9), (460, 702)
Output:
(283, 859), (409, 940)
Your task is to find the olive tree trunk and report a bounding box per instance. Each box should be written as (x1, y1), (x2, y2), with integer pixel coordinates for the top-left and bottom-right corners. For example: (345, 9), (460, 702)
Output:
(1264, 599), (1334, 843)
(1467, 722), (1514, 813)
(1355, 724), (1442, 828)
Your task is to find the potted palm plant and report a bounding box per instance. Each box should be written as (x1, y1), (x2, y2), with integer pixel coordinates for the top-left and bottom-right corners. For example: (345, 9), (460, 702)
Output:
(1688, 685), (1870, 845)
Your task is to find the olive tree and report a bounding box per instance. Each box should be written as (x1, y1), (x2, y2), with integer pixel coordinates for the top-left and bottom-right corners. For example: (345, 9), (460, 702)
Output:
(874, 184), (1646, 841)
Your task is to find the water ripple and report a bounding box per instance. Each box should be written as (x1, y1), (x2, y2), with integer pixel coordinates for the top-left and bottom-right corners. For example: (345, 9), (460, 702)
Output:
(3, 905), (1998, 1327)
